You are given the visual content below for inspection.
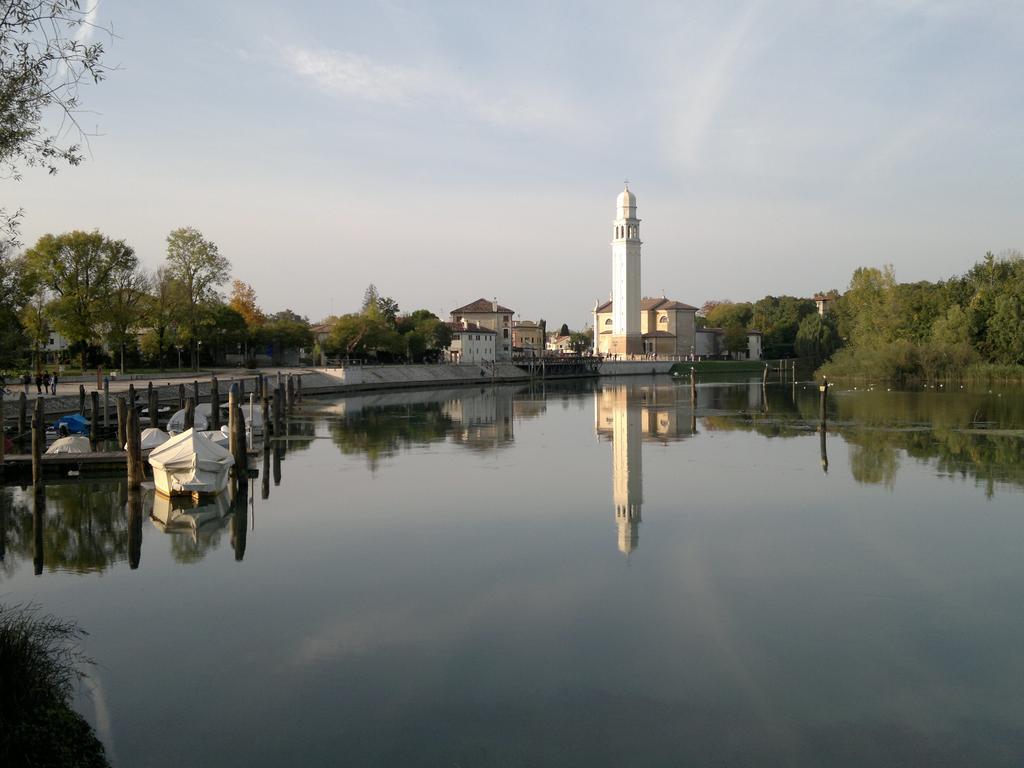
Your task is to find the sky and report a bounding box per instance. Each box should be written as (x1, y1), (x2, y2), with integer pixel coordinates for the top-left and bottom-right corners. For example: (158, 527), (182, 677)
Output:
(11, 0), (1024, 327)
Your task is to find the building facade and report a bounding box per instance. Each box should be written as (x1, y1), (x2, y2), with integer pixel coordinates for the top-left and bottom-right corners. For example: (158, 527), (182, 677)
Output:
(595, 297), (698, 357)
(450, 299), (514, 360)
(512, 320), (544, 356)
(447, 322), (497, 363)
(695, 328), (763, 360)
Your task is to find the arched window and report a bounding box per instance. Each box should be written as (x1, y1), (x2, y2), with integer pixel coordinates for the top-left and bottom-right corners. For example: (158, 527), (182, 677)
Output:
(604, 318), (612, 325)
(658, 315), (667, 324)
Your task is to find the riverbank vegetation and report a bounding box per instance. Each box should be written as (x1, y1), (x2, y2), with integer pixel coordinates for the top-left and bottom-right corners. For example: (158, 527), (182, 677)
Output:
(819, 252), (1024, 383)
(0, 603), (109, 767)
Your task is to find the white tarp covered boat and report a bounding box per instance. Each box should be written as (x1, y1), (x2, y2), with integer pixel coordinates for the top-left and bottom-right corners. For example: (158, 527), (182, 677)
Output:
(148, 428), (234, 496)
(166, 401), (263, 436)
(150, 492), (230, 541)
(199, 429), (228, 447)
(46, 435), (91, 455)
(125, 427), (170, 451)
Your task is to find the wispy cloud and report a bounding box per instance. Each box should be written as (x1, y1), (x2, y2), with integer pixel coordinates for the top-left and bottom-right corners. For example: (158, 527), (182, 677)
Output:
(279, 44), (584, 135)
(664, 1), (761, 169)
(282, 47), (425, 106)
(73, 2), (100, 44)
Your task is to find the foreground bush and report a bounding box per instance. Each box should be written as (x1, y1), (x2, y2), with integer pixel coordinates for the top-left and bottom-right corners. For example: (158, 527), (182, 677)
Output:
(0, 604), (109, 768)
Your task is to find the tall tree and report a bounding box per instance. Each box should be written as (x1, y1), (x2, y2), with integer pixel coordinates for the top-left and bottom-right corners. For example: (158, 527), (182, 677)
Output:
(228, 279), (265, 328)
(105, 264), (149, 373)
(144, 266), (183, 370)
(24, 230), (137, 369)
(165, 227), (230, 370)
(0, 244), (30, 366)
(1, 0), (112, 244)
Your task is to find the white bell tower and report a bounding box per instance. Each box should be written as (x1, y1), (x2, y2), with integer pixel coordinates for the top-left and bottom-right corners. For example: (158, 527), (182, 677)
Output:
(611, 184), (642, 356)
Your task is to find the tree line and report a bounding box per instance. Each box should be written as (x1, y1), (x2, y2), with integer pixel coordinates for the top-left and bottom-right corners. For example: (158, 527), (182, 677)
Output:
(0, 227), (312, 373)
(821, 251), (1024, 381)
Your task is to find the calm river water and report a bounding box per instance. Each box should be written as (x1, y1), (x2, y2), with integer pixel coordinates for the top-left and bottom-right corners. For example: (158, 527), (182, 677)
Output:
(4, 377), (1024, 766)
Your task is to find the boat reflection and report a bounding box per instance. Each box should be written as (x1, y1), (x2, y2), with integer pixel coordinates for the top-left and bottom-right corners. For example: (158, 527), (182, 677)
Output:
(150, 492), (231, 562)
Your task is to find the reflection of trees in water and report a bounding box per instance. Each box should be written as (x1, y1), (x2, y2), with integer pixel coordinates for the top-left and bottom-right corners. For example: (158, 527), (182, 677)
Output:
(0, 483), (129, 576)
(701, 384), (1024, 494)
(329, 404), (452, 470)
(848, 440), (900, 488)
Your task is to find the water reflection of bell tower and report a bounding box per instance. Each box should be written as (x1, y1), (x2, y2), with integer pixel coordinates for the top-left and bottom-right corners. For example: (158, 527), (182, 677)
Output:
(611, 385), (642, 555)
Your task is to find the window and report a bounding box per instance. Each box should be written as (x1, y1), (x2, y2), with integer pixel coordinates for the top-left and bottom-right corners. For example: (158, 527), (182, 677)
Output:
(658, 316), (667, 324)
(503, 329), (509, 338)
(604, 318), (612, 325)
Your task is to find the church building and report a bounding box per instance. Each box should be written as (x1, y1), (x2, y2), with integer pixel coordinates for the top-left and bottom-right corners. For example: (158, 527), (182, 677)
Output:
(593, 186), (698, 357)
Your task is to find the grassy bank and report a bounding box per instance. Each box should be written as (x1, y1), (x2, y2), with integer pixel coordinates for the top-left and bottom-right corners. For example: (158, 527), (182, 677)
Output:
(0, 604), (109, 768)
(817, 343), (1024, 384)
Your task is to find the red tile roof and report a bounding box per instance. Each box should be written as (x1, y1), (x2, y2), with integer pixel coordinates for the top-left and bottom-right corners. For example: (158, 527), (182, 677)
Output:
(595, 297), (698, 313)
(450, 298), (515, 314)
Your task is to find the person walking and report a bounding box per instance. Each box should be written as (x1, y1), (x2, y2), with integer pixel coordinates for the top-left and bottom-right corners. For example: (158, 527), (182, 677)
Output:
(43, 371), (51, 395)
(35, 372), (42, 394)
(50, 371), (58, 395)
(23, 371), (30, 394)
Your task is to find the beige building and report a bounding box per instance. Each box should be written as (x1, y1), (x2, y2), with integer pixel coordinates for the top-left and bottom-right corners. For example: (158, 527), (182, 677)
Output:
(594, 297), (698, 357)
(512, 320), (545, 356)
(446, 322), (497, 363)
(450, 299), (514, 360)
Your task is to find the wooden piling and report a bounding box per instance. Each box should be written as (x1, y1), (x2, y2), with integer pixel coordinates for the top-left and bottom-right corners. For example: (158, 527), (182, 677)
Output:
(690, 367), (697, 401)
(126, 407), (143, 489)
(193, 380), (200, 404)
(819, 375), (828, 425)
(819, 425), (829, 474)
(231, 481), (248, 562)
(90, 391), (99, 445)
(178, 383), (185, 410)
(261, 443), (270, 500)
(210, 377), (221, 430)
(763, 364), (768, 385)
(296, 375), (301, 400)
(261, 389), (270, 438)
(230, 402), (247, 478)
(228, 385), (238, 461)
(18, 392), (27, 442)
(128, 383), (136, 409)
(78, 384), (86, 415)
(31, 396), (44, 486)
(184, 397), (195, 431)
(32, 488), (44, 575)
(286, 375), (294, 411)
(103, 377), (110, 430)
(116, 397), (127, 448)
(149, 386), (159, 428)
(274, 385), (284, 436)
(127, 488), (143, 569)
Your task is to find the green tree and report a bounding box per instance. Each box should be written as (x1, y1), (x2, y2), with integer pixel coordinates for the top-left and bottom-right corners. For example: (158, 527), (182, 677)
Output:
(839, 265), (899, 349)
(327, 313), (402, 359)
(165, 227), (230, 370)
(569, 329), (594, 354)
(256, 309), (314, 364)
(1, 1), (111, 246)
(143, 266), (184, 370)
(722, 324), (749, 356)
(751, 296), (816, 358)
(104, 263), (149, 373)
(705, 302), (753, 330)
(795, 314), (839, 365)
(0, 246), (29, 366)
(24, 230), (137, 369)
(930, 304), (970, 346)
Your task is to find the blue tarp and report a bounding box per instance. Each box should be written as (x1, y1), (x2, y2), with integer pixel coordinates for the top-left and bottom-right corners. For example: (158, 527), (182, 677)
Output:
(54, 413), (90, 434)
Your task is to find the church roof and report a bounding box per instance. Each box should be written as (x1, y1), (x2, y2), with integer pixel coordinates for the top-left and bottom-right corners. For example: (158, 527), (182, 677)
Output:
(450, 298), (515, 315)
(595, 297), (698, 313)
